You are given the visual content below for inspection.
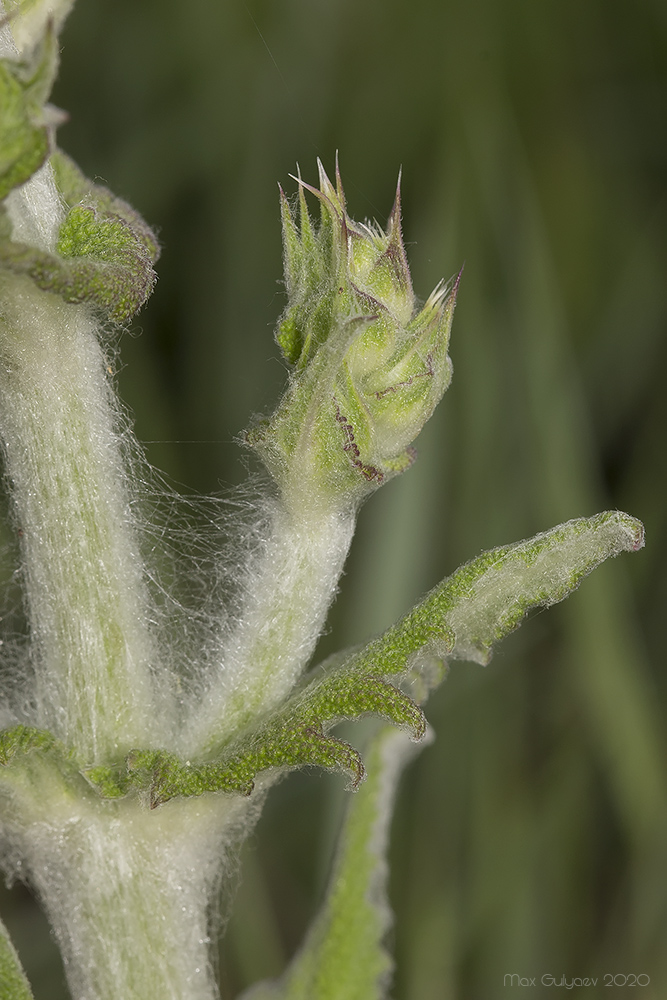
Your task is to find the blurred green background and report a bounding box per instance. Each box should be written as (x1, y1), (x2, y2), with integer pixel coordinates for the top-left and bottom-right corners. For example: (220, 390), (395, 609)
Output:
(1, 0), (666, 997)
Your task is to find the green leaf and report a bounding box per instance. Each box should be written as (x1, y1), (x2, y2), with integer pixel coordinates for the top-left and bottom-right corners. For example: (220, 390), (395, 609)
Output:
(86, 511), (642, 808)
(51, 150), (160, 262)
(0, 914), (35, 1000)
(339, 509), (645, 687)
(238, 725), (423, 1000)
(85, 671), (426, 807)
(0, 152), (160, 322)
(232, 511), (644, 1000)
(0, 724), (60, 763)
(0, 23), (58, 200)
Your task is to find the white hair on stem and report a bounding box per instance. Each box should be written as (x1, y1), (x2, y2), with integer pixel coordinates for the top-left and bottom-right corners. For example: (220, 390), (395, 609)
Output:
(183, 501), (355, 756)
(0, 280), (168, 759)
(0, 770), (263, 1000)
(0, 15), (361, 991)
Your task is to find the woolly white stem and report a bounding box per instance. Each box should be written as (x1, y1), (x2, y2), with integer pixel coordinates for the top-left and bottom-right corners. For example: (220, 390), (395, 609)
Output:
(187, 504), (355, 755)
(0, 4), (18, 58)
(2, 772), (252, 1000)
(0, 38), (163, 755)
(0, 279), (163, 759)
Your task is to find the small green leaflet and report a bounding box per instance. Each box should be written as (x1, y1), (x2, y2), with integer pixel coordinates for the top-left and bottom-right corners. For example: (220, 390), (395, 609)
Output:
(1, 15), (159, 325)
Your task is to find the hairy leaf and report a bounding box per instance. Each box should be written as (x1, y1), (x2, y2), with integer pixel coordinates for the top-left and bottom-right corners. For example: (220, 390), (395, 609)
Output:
(0, 724), (84, 800)
(86, 671), (426, 807)
(51, 151), (160, 262)
(239, 725), (423, 1000)
(0, 724), (60, 763)
(86, 510), (642, 806)
(340, 509), (644, 683)
(0, 151), (159, 322)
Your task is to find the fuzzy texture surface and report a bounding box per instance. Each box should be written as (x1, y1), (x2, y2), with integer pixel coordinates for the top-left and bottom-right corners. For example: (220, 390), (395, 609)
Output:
(0, 280), (163, 759)
(186, 504), (356, 755)
(1, 770), (259, 1000)
(0, 14), (648, 997)
(0, 911), (34, 999)
(239, 724), (429, 1000)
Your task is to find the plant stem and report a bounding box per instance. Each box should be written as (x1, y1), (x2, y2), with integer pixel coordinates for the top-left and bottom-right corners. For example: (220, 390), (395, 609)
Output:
(6, 768), (246, 1000)
(0, 273), (162, 760)
(188, 503), (355, 754)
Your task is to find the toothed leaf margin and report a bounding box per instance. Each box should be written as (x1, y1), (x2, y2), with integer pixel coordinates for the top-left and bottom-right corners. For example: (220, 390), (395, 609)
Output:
(85, 511), (643, 806)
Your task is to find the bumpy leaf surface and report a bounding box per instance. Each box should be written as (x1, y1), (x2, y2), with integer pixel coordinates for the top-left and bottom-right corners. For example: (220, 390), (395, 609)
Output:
(0, 151), (159, 322)
(84, 510), (643, 805)
(0, 725), (84, 797)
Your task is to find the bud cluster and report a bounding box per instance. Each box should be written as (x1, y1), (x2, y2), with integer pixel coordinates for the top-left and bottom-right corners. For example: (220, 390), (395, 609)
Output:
(250, 159), (459, 513)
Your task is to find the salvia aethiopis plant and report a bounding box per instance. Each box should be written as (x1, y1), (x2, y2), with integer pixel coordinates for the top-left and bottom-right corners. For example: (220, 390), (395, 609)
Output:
(0, 4), (645, 999)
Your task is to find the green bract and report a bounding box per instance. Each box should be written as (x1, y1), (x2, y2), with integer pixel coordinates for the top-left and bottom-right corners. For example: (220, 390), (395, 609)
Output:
(0, 149), (160, 322)
(251, 160), (458, 513)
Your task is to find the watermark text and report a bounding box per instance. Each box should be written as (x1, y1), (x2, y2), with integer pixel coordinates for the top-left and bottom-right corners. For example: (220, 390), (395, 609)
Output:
(503, 973), (651, 988)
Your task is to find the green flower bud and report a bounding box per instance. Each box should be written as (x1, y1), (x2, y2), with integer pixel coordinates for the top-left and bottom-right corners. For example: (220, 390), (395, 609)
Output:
(250, 159), (459, 513)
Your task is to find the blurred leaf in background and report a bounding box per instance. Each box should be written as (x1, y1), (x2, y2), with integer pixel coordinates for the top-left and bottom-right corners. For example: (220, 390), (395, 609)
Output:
(1, 0), (665, 997)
